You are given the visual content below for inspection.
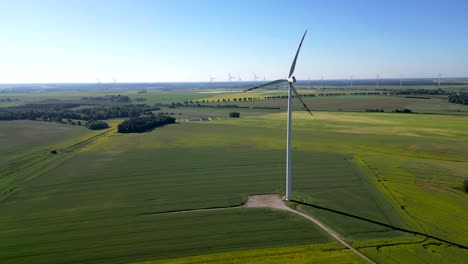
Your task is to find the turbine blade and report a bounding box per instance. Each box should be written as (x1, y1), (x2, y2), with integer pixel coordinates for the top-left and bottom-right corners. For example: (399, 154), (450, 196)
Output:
(243, 79), (287, 92)
(290, 83), (313, 116)
(288, 30), (307, 78)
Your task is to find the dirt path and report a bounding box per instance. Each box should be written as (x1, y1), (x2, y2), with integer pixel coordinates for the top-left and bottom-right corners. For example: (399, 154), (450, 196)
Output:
(243, 194), (376, 264)
(145, 194), (375, 263)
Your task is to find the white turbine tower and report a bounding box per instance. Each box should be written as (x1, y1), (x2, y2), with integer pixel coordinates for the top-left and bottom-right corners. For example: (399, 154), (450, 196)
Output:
(209, 75), (216, 88)
(253, 72), (261, 81)
(244, 30), (312, 201)
(438, 73), (442, 88)
(96, 78), (101, 89)
(320, 74), (324, 90)
(228, 73), (236, 89)
(376, 74), (380, 90)
(113, 78), (118, 89)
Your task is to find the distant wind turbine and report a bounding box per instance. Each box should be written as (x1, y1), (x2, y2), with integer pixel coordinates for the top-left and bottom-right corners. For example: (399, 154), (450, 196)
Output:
(400, 74), (403, 89)
(376, 74), (380, 90)
(243, 30), (312, 201)
(113, 78), (118, 89)
(320, 74), (324, 90)
(438, 73), (442, 88)
(253, 72), (261, 81)
(209, 75), (216, 82)
(350, 75), (354, 90)
(96, 78), (101, 89)
(228, 73), (236, 89)
(238, 75), (243, 82)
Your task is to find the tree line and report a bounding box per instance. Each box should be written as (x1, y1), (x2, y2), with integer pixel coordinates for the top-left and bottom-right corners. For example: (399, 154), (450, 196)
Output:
(82, 94), (147, 103)
(118, 114), (175, 133)
(0, 104), (160, 121)
(448, 94), (468, 105)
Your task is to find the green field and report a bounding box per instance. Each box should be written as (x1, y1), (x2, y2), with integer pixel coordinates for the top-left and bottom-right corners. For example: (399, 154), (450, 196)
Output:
(135, 243), (366, 264)
(1, 93), (467, 263)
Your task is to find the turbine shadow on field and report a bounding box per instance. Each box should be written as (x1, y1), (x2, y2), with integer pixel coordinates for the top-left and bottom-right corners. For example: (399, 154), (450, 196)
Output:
(290, 200), (468, 249)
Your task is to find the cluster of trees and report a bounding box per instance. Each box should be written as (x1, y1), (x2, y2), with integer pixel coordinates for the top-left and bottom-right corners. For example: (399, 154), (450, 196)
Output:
(448, 94), (468, 105)
(229, 112), (240, 118)
(394, 89), (448, 95)
(0, 105), (160, 121)
(392, 108), (412, 113)
(85, 120), (109, 130)
(75, 105), (158, 120)
(365, 109), (384, 112)
(0, 98), (18, 102)
(82, 94), (146, 103)
(117, 114), (175, 133)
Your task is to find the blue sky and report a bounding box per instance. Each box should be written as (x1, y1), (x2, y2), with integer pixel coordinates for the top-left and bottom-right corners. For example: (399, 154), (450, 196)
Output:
(0, 0), (467, 83)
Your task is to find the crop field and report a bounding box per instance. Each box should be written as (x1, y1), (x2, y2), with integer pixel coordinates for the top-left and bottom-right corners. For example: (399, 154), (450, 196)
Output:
(0, 121), (89, 158)
(135, 243), (366, 264)
(203, 94), (468, 114)
(1, 95), (467, 263)
(0, 90), (210, 106)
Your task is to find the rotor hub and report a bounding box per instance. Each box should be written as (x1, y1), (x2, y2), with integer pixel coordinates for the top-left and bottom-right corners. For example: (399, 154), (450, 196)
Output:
(287, 76), (296, 83)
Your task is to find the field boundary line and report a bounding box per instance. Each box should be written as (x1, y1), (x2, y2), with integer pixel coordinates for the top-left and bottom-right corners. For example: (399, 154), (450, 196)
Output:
(140, 205), (242, 215)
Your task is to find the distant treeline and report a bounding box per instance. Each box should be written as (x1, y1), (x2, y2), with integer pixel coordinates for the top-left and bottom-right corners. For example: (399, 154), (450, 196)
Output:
(0, 98), (19, 102)
(393, 89), (449, 95)
(0, 105), (160, 121)
(392, 109), (413, 113)
(82, 94), (146, 102)
(448, 94), (468, 105)
(118, 114), (175, 133)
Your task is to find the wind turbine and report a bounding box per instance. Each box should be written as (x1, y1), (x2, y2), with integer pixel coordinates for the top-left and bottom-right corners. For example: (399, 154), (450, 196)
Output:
(349, 75), (354, 90)
(243, 30), (312, 201)
(238, 75), (243, 82)
(96, 78), (101, 89)
(376, 74), (380, 90)
(113, 78), (118, 89)
(228, 72), (236, 89)
(253, 72), (261, 81)
(320, 74), (324, 90)
(438, 73), (442, 88)
(209, 75), (216, 82)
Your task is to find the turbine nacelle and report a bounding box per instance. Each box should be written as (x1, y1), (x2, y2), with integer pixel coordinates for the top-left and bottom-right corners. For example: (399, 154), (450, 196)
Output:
(287, 76), (296, 83)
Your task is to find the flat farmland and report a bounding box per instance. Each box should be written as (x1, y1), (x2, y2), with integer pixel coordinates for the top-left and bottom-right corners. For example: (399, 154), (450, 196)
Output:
(204, 94), (468, 115)
(0, 90), (210, 105)
(0, 120), (89, 158)
(1, 109), (467, 263)
(0, 119), (377, 263)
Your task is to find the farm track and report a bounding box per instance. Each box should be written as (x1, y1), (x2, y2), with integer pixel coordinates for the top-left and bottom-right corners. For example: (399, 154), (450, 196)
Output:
(0, 128), (114, 203)
(145, 194), (376, 264)
(64, 129), (113, 151)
